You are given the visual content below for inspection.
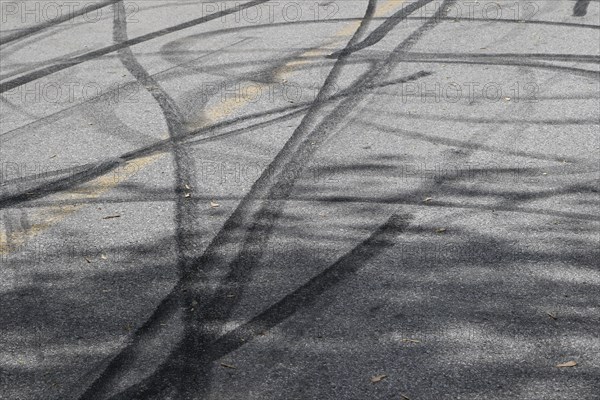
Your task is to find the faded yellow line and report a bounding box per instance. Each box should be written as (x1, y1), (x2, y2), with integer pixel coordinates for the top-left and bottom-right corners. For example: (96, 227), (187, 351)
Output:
(0, 0), (406, 256)
(0, 155), (158, 255)
(207, 0), (404, 121)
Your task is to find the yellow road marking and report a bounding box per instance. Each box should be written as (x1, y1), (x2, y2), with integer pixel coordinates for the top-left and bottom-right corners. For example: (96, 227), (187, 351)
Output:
(0, 0), (406, 256)
(207, 0), (406, 122)
(0, 155), (158, 254)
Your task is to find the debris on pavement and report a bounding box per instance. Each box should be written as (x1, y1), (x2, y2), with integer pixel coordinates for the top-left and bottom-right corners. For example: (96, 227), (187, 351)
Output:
(556, 361), (577, 368)
(370, 374), (387, 384)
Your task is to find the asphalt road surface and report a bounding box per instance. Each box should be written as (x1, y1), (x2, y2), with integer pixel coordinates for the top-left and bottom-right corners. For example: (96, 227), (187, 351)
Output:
(1, 1), (599, 399)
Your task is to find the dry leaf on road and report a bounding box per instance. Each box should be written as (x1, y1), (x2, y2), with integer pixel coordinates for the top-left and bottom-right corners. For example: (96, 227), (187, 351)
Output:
(556, 361), (577, 368)
(370, 374), (387, 383)
(210, 201), (220, 208)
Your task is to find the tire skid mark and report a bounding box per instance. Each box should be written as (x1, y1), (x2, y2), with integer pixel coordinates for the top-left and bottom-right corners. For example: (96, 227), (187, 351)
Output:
(1, 72), (428, 196)
(197, 0), (400, 130)
(409, 52), (600, 63)
(0, 0), (407, 255)
(12, 11), (596, 81)
(0, 50), (594, 213)
(2, 0), (596, 396)
(362, 120), (583, 164)
(18, 48), (588, 251)
(112, 0), (200, 269)
(0, 37), (251, 143)
(0, 95), (40, 119)
(0, 1), (416, 243)
(111, 213), (411, 400)
(0, 3), (280, 256)
(172, 52), (600, 80)
(410, 15), (600, 29)
(0, 29), (87, 81)
(0, 0), (121, 46)
(0, 11), (326, 253)
(56, 4), (204, 398)
(0, 5), (600, 94)
(363, 107), (596, 125)
(75, 1), (414, 398)
(89, 1), (455, 398)
(0, 159), (156, 256)
(574, 0), (592, 16)
(184, 0), (455, 354)
(376, 62), (583, 234)
(2, 16), (598, 137)
(8, 181), (600, 223)
(329, 0), (436, 58)
(171, 3), (383, 397)
(79, 1), (385, 397)
(194, 214), (411, 364)
(183, 71), (432, 148)
(354, 51), (600, 80)
(0, 0), (274, 94)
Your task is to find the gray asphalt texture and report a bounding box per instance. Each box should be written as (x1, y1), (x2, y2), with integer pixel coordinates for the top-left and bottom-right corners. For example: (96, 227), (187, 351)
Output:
(1, 0), (599, 399)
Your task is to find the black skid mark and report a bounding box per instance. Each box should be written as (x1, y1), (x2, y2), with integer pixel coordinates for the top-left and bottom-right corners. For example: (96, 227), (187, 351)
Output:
(112, 0), (200, 271)
(106, 213), (411, 400)
(0, 0), (274, 94)
(74, 2), (202, 399)
(101, 1), (454, 398)
(574, 0), (591, 16)
(0, 0), (121, 46)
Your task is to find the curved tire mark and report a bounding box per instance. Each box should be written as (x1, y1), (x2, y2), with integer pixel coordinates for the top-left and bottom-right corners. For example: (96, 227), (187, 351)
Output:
(0, 0), (273, 94)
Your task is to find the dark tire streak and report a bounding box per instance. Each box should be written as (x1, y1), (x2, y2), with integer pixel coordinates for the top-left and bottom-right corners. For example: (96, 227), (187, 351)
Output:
(96, 1), (455, 399)
(8, 66), (583, 196)
(355, 51), (600, 80)
(154, 17), (600, 46)
(0, 37), (250, 143)
(185, 0), (456, 361)
(104, 212), (410, 400)
(410, 52), (600, 63)
(201, 214), (411, 362)
(2, 46), (597, 143)
(112, 1), (199, 267)
(329, 0), (436, 58)
(75, 3), (202, 399)
(0, 0), (120, 46)
(94, 1), (384, 398)
(574, 0), (592, 16)
(183, 71), (432, 147)
(0, 0), (273, 94)
(362, 120), (582, 164)
(0, 29), (84, 81)
(2, 11), (598, 93)
(180, 52), (600, 80)
(0, 54), (592, 210)
(2, 0), (598, 398)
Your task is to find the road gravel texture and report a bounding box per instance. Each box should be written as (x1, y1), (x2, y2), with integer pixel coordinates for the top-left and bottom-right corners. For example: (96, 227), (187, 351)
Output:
(0, 1), (599, 399)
